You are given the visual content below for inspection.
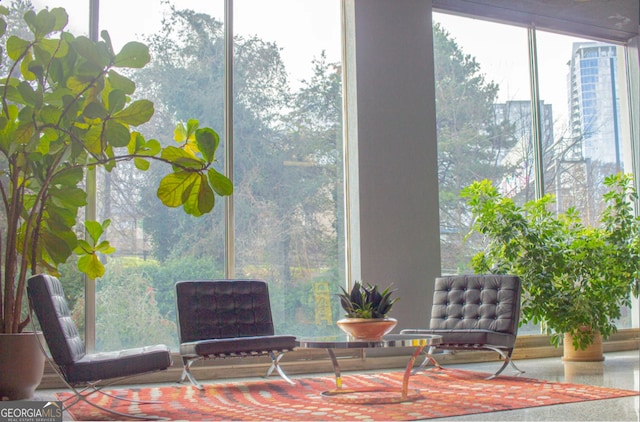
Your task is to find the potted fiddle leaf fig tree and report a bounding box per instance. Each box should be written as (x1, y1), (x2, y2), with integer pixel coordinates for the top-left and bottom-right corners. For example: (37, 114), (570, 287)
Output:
(461, 173), (639, 360)
(0, 6), (232, 399)
(336, 281), (399, 340)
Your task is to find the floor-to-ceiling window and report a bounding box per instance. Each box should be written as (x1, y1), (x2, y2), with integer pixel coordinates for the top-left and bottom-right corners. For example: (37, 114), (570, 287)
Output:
(232, 0), (344, 337)
(94, 0), (228, 351)
(20, 0), (344, 350)
(433, 11), (637, 331)
(432, 14), (531, 275)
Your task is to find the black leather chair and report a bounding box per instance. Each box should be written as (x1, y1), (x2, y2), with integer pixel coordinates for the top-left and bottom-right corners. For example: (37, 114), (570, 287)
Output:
(27, 274), (173, 420)
(175, 279), (296, 390)
(402, 274), (524, 379)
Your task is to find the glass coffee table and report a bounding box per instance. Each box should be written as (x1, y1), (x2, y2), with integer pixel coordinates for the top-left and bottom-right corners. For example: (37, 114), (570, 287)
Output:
(296, 333), (442, 404)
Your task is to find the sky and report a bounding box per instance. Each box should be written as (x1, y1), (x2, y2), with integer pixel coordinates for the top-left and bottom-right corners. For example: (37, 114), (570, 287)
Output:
(432, 12), (618, 138)
(31, 0), (342, 89)
(29, 0), (599, 134)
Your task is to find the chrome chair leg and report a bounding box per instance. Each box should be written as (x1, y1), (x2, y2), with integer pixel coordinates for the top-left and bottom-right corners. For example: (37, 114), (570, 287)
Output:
(180, 357), (205, 390)
(267, 351), (295, 385)
(484, 346), (525, 380)
(411, 346), (444, 374)
(60, 382), (168, 421)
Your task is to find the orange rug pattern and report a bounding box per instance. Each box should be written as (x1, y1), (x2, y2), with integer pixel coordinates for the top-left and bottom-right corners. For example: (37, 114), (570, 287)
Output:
(57, 369), (639, 421)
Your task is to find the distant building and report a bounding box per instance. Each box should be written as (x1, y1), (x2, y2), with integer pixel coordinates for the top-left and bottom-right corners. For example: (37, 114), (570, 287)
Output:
(567, 42), (621, 167)
(494, 100), (554, 196)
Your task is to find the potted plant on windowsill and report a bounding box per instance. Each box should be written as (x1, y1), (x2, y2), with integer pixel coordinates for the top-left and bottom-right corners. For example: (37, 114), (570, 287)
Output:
(336, 282), (399, 340)
(0, 6), (232, 400)
(461, 173), (639, 361)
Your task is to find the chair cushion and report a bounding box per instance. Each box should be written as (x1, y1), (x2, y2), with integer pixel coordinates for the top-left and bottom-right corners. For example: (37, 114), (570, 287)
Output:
(180, 335), (296, 358)
(429, 275), (521, 335)
(62, 344), (173, 384)
(28, 274), (86, 365)
(176, 280), (277, 343)
(407, 329), (515, 349)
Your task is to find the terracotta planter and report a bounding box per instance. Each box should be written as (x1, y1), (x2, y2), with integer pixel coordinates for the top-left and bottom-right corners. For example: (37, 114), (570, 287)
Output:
(336, 317), (397, 340)
(0, 332), (46, 400)
(562, 331), (604, 362)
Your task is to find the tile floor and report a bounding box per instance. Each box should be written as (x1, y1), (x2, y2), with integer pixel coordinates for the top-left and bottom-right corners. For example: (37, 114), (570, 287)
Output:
(437, 350), (639, 421)
(35, 350), (639, 421)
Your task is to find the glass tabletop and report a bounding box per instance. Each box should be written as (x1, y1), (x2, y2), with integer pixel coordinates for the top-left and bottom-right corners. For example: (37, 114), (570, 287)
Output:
(295, 333), (442, 349)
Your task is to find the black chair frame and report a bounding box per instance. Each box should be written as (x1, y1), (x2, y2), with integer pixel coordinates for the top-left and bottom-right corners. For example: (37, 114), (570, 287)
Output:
(402, 274), (524, 379)
(27, 274), (173, 420)
(175, 279), (296, 390)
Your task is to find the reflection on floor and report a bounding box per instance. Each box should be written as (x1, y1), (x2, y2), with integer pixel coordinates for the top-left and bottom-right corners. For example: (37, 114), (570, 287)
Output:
(435, 350), (639, 421)
(35, 350), (639, 421)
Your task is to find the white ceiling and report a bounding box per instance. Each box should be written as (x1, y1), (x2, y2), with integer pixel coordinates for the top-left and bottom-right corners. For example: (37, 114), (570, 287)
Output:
(432, 0), (640, 43)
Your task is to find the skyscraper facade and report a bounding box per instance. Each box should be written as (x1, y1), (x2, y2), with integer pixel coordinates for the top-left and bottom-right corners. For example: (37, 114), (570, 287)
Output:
(568, 42), (621, 168)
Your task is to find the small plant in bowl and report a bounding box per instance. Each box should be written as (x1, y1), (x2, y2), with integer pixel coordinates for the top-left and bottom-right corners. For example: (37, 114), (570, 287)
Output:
(336, 282), (399, 339)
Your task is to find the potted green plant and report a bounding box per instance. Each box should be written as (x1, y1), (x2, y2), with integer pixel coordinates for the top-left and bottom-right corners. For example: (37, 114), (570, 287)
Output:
(0, 6), (232, 399)
(336, 281), (399, 340)
(461, 173), (639, 360)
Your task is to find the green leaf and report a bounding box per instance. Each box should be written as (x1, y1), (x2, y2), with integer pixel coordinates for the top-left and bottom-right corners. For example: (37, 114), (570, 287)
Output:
(105, 120), (131, 147)
(78, 253), (105, 279)
(113, 41), (150, 68)
(95, 240), (116, 254)
(112, 99), (153, 126)
(161, 146), (204, 169)
(207, 168), (233, 196)
(195, 128), (219, 163)
(20, 52), (36, 80)
(76, 60), (103, 77)
(186, 119), (199, 136)
(49, 186), (87, 208)
(66, 75), (91, 94)
(7, 36), (31, 61)
(84, 102), (108, 120)
(141, 138), (161, 156)
(82, 125), (103, 155)
(13, 122), (34, 146)
(41, 230), (74, 265)
(37, 38), (68, 58)
(49, 7), (69, 31)
(107, 70), (136, 94)
(84, 220), (105, 244)
(184, 175), (214, 216)
(134, 157), (150, 170)
(23, 10), (37, 35)
(99, 30), (115, 56)
(17, 80), (36, 106)
(33, 8), (56, 38)
(157, 171), (199, 209)
(72, 36), (110, 67)
(73, 239), (93, 254)
(38, 105), (62, 124)
(107, 89), (126, 114)
(43, 86), (73, 106)
(174, 121), (187, 143)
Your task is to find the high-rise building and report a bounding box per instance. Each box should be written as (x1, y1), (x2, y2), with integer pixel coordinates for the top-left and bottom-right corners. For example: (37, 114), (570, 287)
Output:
(567, 42), (621, 167)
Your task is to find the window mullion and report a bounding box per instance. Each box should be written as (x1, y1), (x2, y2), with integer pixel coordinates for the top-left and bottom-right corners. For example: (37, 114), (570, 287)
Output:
(528, 26), (545, 199)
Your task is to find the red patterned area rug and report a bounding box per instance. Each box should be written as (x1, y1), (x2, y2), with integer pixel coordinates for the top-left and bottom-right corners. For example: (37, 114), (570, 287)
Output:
(57, 369), (639, 421)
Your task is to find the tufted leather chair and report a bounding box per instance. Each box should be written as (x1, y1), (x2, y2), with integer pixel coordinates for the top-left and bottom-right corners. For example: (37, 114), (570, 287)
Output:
(401, 274), (524, 379)
(175, 279), (296, 390)
(27, 274), (172, 419)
